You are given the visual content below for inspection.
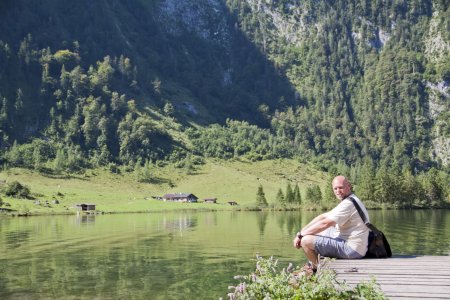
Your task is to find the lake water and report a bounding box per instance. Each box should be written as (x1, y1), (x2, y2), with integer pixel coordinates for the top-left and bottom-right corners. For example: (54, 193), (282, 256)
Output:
(1, 210), (449, 299)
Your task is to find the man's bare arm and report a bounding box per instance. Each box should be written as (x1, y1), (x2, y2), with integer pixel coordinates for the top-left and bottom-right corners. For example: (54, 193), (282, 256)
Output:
(300, 214), (336, 236)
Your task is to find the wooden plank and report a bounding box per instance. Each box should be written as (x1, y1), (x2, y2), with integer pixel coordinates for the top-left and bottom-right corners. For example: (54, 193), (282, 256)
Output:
(329, 255), (450, 300)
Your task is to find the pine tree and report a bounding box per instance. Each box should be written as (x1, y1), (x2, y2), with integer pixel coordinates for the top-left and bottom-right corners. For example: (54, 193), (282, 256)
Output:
(66, 145), (85, 172)
(305, 186), (314, 205)
(117, 113), (133, 164)
(374, 165), (398, 205)
(60, 65), (69, 91)
(13, 88), (24, 126)
(0, 96), (9, 147)
(422, 168), (446, 207)
(53, 148), (66, 173)
(95, 56), (114, 89)
(355, 158), (376, 204)
(33, 146), (42, 171)
(96, 116), (111, 165)
(256, 184), (268, 207)
(184, 154), (194, 175)
(293, 184), (302, 204)
(118, 55), (132, 79)
(18, 34), (32, 65)
(275, 188), (285, 205)
(141, 159), (153, 182)
(47, 107), (59, 138)
(285, 182), (294, 203)
(111, 92), (126, 116)
(133, 159), (153, 183)
(323, 181), (335, 205)
(312, 185), (323, 206)
(401, 170), (420, 208)
(305, 184), (322, 206)
(97, 145), (111, 167)
(65, 104), (83, 145)
(163, 102), (175, 117)
(82, 97), (101, 147)
(7, 141), (21, 166)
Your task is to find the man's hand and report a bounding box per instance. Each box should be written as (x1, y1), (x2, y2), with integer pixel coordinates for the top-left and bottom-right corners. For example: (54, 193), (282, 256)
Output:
(293, 235), (302, 249)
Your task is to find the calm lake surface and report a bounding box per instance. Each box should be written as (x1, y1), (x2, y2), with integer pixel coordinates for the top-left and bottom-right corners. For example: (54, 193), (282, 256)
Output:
(1, 210), (450, 299)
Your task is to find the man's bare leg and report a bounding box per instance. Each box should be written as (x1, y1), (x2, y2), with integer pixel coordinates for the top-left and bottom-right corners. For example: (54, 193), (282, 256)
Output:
(300, 235), (319, 268)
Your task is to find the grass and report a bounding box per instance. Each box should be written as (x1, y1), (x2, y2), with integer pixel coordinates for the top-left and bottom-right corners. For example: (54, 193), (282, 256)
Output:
(0, 158), (327, 215)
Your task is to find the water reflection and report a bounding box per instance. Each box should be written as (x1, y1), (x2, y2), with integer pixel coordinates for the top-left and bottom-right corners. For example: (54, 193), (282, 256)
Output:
(379, 209), (450, 255)
(0, 210), (449, 299)
(256, 211), (268, 235)
(76, 214), (96, 225)
(161, 214), (197, 232)
(5, 230), (30, 249)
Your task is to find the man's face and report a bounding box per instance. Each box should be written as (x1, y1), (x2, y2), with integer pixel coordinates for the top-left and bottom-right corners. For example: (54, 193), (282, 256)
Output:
(332, 178), (351, 200)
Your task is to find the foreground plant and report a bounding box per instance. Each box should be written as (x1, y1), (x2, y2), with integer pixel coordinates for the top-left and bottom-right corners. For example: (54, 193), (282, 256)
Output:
(226, 256), (387, 300)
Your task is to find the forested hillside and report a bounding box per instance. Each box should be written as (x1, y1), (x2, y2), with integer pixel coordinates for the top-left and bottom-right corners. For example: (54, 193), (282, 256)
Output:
(226, 0), (449, 168)
(0, 0), (449, 206)
(0, 0), (294, 167)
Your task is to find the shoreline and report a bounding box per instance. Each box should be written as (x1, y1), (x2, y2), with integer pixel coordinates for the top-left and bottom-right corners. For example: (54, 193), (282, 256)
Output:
(2, 204), (449, 218)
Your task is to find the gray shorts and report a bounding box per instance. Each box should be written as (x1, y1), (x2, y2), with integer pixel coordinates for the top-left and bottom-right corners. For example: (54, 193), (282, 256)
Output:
(314, 228), (363, 259)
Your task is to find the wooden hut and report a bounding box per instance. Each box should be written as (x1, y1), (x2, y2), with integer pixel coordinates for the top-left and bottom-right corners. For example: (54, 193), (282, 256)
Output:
(162, 193), (198, 203)
(75, 203), (96, 211)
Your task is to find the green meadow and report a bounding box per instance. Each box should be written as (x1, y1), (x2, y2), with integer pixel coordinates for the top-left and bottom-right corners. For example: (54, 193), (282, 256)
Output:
(0, 159), (327, 215)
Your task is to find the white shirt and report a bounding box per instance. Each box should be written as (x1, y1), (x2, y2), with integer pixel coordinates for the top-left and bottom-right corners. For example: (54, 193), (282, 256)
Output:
(324, 194), (370, 256)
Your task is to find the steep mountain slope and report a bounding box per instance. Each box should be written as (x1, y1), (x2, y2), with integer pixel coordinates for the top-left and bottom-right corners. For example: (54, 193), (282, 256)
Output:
(227, 0), (449, 168)
(0, 0), (294, 127)
(0, 0), (448, 171)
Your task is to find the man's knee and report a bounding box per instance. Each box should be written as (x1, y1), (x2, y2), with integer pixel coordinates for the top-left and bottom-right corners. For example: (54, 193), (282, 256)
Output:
(301, 235), (316, 250)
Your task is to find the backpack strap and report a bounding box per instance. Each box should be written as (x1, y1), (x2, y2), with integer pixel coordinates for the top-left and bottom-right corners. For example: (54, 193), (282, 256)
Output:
(348, 196), (374, 229)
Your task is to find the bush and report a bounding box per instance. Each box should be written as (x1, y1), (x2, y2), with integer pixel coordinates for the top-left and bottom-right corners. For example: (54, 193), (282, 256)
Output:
(5, 139), (56, 169)
(3, 181), (32, 199)
(227, 256), (387, 300)
(53, 49), (79, 64)
(108, 162), (121, 174)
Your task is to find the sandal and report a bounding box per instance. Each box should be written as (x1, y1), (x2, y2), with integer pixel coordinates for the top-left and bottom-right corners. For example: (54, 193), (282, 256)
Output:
(293, 262), (317, 277)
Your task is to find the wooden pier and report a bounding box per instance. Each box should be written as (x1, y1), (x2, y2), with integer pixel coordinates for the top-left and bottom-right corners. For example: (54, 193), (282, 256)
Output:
(330, 255), (450, 299)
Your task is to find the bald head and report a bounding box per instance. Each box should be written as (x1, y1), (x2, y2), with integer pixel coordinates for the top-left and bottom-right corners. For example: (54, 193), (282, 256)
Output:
(332, 176), (352, 200)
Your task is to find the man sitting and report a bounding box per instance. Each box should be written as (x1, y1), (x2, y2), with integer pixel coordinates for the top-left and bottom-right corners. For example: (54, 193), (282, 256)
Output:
(293, 175), (370, 273)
